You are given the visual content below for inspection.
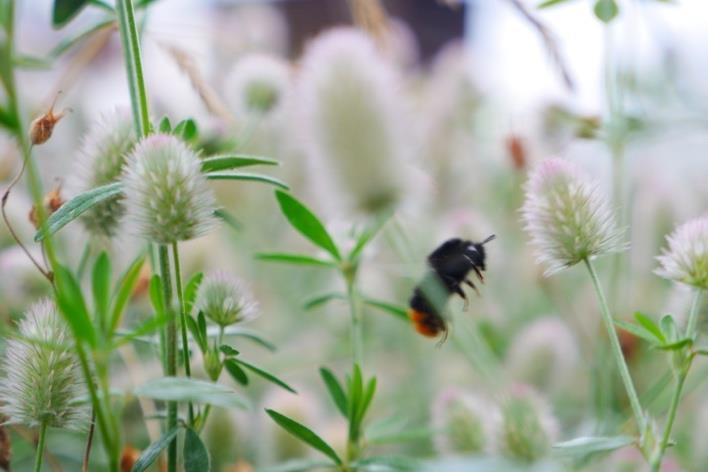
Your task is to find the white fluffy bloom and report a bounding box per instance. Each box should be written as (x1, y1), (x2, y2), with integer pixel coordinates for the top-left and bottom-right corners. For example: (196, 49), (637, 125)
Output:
(656, 214), (708, 290)
(299, 27), (409, 215)
(521, 158), (625, 275)
(431, 388), (498, 455)
(0, 300), (86, 430)
(195, 271), (258, 327)
(72, 110), (136, 238)
(121, 134), (218, 244)
(225, 53), (290, 120)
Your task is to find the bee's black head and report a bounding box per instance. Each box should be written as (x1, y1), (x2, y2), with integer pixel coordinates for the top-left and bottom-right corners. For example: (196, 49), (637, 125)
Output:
(464, 234), (495, 270)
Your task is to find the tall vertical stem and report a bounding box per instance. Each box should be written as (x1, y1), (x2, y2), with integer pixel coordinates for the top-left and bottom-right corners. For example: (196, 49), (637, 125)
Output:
(158, 245), (177, 472)
(172, 242), (194, 425)
(33, 421), (48, 472)
(345, 277), (364, 368)
(585, 259), (644, 431)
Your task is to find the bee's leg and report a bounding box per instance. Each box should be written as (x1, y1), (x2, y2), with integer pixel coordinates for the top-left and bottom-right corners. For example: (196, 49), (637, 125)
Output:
(465, 279), (481, 296)
(454, 286), (469, 310)
(473, 266), (485, 283)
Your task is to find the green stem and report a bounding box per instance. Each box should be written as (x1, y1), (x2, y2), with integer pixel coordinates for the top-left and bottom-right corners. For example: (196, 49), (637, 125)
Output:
(172, 242), (194, 425)
(345, 277), (363, 368)
(33, 421), (48, 472)
(76, 240), (92, 281)
(158, 245), (177, 472)
(584, 258), (644, 431)
(652, 289), (703, 471)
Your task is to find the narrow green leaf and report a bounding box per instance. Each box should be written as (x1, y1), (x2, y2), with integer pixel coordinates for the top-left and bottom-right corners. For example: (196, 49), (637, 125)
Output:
(613, 319), (658, 344)
(198, 312), (207, 344)
(350, 455), (419, 471)
(109, 254), (146, 334)
(131, 427), (180, 472)
(348, 365), (364, 427)
(656, 338), (693, 351)
(183, 427), (210, 472)
(219, 345), (239, 357)
(348, 212), (390, 263)
(695, 348), (708, 356)
(218, 326), (276, 351)
(201, 155), (279, 172)
(186, 315), (207, 353)
(52, 0), (90, 28)
(660, 314), (678, 342)
(92, 251), (111, 331)
(274, 190), (341, 260)
(213, 208), (242, 232)
(358, 377), (377, 423)
(112, 312), (169, 348)
(35, 182), (123, 241)
(148, 275), (164, 315)
(265, 409), (342, 465)
(54, 264), (97, 347)
(259, 459), (334, 472)
(173, 118), (198, 142)
(224, 359), (249, 386)
(136, 377), (250, 410)
(206, 172), (289, 190)
(50, 19), (115, 57)
(158, 116), (171, 133)
(13, 54), (51, 69)
(184, 272), (203, 315)
(303, 292), (346, 311)
(363, 298), (409, 322)
(256, 253), (335, 267)
(234, 359), (296, 393)
(594, 0), (619, 23)
(538, 0), (576, 8)
(553, 435), (635, 456)
(634, 312), (666, 343)
(319, 368), (348, 417)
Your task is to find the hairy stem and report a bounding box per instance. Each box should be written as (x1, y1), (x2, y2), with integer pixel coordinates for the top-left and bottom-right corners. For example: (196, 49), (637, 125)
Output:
(172, 242), (195, 425)
(585, 259), (644, 431)
(33, 421), (47, 472)
(159, 245), (177, 472)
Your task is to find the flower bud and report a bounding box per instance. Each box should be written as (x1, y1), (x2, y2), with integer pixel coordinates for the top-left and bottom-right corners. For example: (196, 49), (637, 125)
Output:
(204, 350), (223, 382)
(29, 97), (67, 146)
(431, 388), (497, 455)
(655, 214), (708, 290)
(195, 271), (258, 327)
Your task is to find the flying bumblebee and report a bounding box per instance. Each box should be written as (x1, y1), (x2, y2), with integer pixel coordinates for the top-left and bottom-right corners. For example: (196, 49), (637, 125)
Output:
(408, 235), (495, 341)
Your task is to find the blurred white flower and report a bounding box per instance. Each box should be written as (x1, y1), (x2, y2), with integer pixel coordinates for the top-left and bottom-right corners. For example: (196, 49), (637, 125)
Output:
(72, 110), (136, 238)
(121, 134), (218, 244)
(497, 385), (559, 463)
(432, 388), (498, 455)
(195, 271), (258, 327)
(656, 214), (708, 290)
(225, 53), (290, 120)
(521, 158), (625, 275)
(299, 27), (410, 215)
(506, 316), (580, 392)
(0, 299), (86, 430)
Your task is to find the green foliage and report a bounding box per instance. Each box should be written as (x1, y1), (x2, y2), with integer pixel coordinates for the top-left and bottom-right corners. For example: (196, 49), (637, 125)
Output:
(265, 409), (342, 465)
(92, 252), (111, 332)
(52, 0), (90, 28)
(131, 427), (180, 472)
(135, 377), (250, 410)
(594, 0), (619, 22)
(553, 435), (635, 457)
(319, 367), (348, 417)
(54, 264), (97, 347)
(109, 254), (146, 334)
(184, 427), (211, 472)
(256, 253), (336, 267)
(206, 172), (289, 190)
(201, 155), (279, 172)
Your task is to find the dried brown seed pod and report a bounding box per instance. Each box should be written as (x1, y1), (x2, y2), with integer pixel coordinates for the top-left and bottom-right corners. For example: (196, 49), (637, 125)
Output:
(28, 95), (68, 146)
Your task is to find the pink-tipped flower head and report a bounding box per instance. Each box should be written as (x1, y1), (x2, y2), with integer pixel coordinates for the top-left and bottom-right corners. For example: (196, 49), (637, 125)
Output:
(656, 215), (708, 290)
(521, 158), (625, 275)
(195, 271), (259, 327)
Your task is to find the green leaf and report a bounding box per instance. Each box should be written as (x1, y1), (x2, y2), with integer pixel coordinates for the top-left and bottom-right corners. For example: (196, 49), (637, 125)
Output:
(173, 118), (198, 142)
(217, 326), (276, 351)
(112, 313), (169, 348)
(348, 212), (390, 263)
(319, 367), (348, 417)
(50, 19), (115, 57)
(224, 359), (249, 386)
(234, 359), (297, 393)
(259, 459), (334, 472)
(358, 377), (377, 423)
(135, 377), (250, 410)
(363, 298), (409, 323)
(538, 0), (576, 8)
(350, 455), (419, 471)
(634, 312), (666, 343)
(109, 254), (146, 334)
(183, 427), (210, 472)
(695, 348), (708, 356)
(148, 275), (164, 315)
(303, 292), (346, 311)
(186, 315), (207, 353)
(131, 427), (180, 472)
(614, 319), (658, 344)
(656, 338), (693, 351)
(13, 54), (51, 69)
(274, 190), (341, 260)
(54, 264), (97, 347)
(35, 182), (123, 241)
(198, 312), (207, 344)
(206, 172), (289, 190)
(213, 208), (243, 232)
(553, 435), (635, 456)
(265, 409), (342, 465)
(594, 0), (619, 23)
(201, 154), (279, 172)
(92, 251), (111, 332)
(660, 314), (678, 342)
(52, 0), (90, 28)
(184, 272), (203, 315)
(256, 253), (336, 267)
(219, 345), (239, 357)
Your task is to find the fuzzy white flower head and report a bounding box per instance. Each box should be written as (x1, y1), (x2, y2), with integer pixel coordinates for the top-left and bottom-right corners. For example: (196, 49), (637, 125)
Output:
(0, 299), (86, 430)
(121, 134), (218, 244)
(299, 27), (409, 215)
(431, 388), (498, 455)
(497, 385), (559, 464)
(72, 110), (136, 238)
(225, 53), (290, 120)
(521, 158), (625, 275)
(195, 271), (258, 327)
(656, 215), (708, 290)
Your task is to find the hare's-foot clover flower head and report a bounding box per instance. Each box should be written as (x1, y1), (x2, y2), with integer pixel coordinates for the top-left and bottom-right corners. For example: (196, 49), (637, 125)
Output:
(498, 385), (558, 464)
(432, 388), (497, 455)
(196, 271), (258, 327)
(73, 110), (136, 238)
(0, 300), (86, 430)
(521, 158), (625, 275)
(225, 53), (290, 118)
(656, 215), (708, 290)
(122, 134), (218, 244)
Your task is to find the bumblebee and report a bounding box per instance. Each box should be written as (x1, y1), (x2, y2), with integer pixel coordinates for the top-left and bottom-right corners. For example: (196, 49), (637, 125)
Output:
(408, 235), (495, 340)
